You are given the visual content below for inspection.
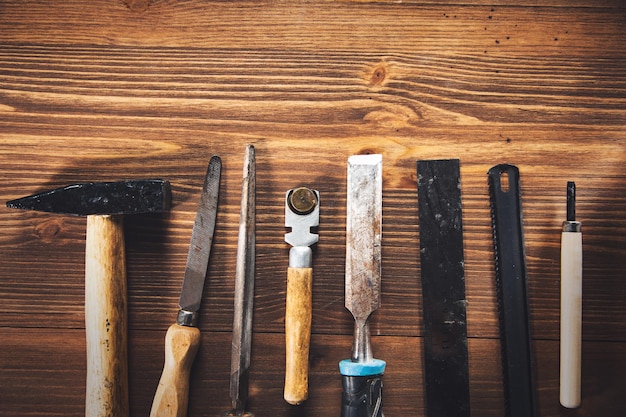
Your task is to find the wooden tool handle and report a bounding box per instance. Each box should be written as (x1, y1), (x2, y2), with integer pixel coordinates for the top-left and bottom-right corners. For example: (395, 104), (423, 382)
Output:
(84, 215), (129, 417)
(560, 231), (583, 408)
(150, 324), (201, 417)
(284, 267), (313, 405)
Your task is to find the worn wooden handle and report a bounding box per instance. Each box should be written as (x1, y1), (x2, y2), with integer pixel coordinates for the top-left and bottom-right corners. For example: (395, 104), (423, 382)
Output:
(84, 215), (129, 417)
(284, 267), (313, 405)
(560, 231), (583, 408)
(150, 323), (201, 417)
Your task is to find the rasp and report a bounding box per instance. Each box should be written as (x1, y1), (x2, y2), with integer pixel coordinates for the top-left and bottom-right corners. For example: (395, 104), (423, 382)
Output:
(150, 156), (221, 417)
(560, 181), (583, 408)
(284, 187), (320, 405)
(417, 159), (470, 417)
(488, 164), (537, 417)
(339, 154), (386, 417)
(225, 144), (256, 417)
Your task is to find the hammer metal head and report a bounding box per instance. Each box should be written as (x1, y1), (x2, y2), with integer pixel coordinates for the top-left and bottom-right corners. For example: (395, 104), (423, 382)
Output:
(7, 179), (171, 216)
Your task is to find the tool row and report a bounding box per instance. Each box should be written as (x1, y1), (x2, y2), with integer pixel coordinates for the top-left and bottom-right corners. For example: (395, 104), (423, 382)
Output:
(6, 146), (582, 417)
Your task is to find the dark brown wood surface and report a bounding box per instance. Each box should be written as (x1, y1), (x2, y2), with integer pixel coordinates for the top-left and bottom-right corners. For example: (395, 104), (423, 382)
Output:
(1, 1), (624, 416)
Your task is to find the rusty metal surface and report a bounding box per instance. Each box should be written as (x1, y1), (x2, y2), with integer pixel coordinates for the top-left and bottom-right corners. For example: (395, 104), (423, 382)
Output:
(178, 156), (221, 322)
(228, 145), (257, 415)
(345, 154), (382, 363)
(345, 154), (382, 322)
(6, 180), (171, 216)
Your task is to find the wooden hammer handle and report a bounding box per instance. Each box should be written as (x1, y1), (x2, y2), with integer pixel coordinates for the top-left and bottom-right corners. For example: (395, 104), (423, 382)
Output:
(284, 266), (313, 405)
(85, 215), (129, 417)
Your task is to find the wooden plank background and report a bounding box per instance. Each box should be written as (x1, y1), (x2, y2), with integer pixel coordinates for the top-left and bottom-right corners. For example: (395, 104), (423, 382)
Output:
(0, 1), (624, 416)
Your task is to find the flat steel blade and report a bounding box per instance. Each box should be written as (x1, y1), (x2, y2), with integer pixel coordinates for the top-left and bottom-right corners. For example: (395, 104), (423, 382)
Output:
(178, 156), (222, 322)
(345, 154), (382, 363)
(346, 154), (382, 321)
(229, 145), (256, 414)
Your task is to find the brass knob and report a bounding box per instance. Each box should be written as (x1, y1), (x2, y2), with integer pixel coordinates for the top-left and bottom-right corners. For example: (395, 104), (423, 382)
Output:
(288, 187), (318, 215)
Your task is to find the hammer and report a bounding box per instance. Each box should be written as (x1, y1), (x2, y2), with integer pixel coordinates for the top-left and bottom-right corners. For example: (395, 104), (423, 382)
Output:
(7, 179), (171, 417)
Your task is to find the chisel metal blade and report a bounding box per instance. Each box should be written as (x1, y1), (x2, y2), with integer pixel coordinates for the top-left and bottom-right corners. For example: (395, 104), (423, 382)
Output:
(228, 145), (256, 416)
(345, 154), (383, 329)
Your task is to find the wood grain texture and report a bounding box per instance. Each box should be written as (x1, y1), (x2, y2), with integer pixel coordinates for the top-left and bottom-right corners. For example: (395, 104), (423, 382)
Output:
(150, 324), (201, 417)
(84, 215), (129, 417)
(0, 1), (624, 416)
(284, 267), (313, 405)
(560, 231), (583, 409)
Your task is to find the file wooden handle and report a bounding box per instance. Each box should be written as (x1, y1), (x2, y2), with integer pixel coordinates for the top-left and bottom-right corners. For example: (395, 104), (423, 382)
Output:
(150, 324), (201, 417)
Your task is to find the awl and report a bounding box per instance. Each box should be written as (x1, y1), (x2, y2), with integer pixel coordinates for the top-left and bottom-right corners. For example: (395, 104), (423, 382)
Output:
(340, 154), (385, 417)
(224, 145), (256, 417)
(284, 187), (320, 405)
(150, 156), (221, 417)
(560, 181), (583, 408)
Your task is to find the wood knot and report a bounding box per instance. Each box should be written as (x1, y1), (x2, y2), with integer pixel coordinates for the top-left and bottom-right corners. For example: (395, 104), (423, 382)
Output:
(368, 62), (389, 87)
(358, 148), (379, 155)
(122, 0), (151, 12)
(35, 219), (62, 241)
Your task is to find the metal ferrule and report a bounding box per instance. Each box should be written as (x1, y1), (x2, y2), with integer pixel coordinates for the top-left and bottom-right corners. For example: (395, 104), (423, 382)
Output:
(177, 309), (198, 327)
(289, 246), (312, 268)
(563, 221), (582, 233)
(352, 320), (373, 363)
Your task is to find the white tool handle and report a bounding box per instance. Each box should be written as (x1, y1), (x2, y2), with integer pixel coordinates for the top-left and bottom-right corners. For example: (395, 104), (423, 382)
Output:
(560, 230), (582, 408)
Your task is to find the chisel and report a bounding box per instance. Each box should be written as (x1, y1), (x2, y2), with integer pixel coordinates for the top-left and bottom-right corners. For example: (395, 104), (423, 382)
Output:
(150, 156), (221, 417)
(224, 145), (256, 417)
(560, 181), (583, 408)
(340, 154), (385, 417)
(284, 187), (320, 405)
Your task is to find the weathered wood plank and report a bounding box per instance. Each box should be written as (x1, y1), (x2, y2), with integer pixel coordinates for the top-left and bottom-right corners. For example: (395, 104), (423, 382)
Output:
(0, 1), (625, 55)
(0, 1), (624, 416)
(1, 116), (624, 339)
(2, 169), (625, 339)
(1, 329), (624, 416)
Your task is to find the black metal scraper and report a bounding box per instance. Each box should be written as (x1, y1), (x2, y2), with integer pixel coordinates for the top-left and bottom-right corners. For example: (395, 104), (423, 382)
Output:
(417, 159), (471, 417)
